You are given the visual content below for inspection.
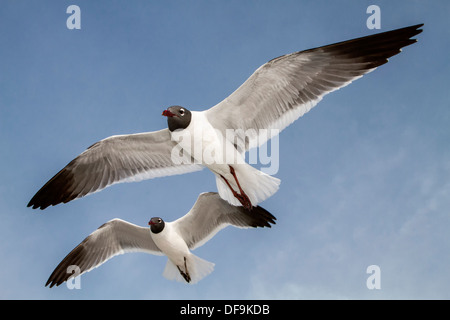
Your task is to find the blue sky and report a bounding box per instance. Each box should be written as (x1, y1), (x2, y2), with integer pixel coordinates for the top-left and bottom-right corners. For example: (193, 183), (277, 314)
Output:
(1, 1), (449, 299)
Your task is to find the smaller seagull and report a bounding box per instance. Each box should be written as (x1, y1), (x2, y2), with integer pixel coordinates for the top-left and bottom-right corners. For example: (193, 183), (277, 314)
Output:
(45, 192), (276, 287)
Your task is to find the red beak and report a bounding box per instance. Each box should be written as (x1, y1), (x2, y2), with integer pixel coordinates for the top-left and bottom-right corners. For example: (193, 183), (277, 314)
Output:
(148, 220), (155, 225)
(162, 109), (175, 117)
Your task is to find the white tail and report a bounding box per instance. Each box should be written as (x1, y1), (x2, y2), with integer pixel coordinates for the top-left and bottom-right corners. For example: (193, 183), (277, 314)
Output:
(163, 254), (215, 284)
(216, 164), (280, 207)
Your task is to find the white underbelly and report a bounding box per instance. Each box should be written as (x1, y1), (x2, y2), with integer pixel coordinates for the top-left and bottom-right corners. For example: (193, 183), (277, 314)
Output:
(170, 111), (245, 176)
(150, 226), (189, 266)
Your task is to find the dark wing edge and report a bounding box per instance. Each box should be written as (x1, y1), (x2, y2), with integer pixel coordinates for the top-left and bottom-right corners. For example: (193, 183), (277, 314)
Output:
(28, 129), (203, 210)
(173, 192), (276, 250)
(206, 24), (423, 151)
(45, 219), (161, 288)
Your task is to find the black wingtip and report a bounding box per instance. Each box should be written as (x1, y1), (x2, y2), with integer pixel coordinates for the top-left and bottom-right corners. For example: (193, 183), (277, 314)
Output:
(27, 198), (46, 210)
(27, 165), (78, 210)
(45, 279), (54, 288)
(243, 204), (277, 228)
(45, 277), (63, 288)
(27, 196), (51, 210)
(408, 23), (424, 36)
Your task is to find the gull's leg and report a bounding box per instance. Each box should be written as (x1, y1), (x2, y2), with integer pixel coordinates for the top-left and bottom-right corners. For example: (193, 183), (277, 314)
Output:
(220, 166), (252, 210)
(177, 257), (191, 283)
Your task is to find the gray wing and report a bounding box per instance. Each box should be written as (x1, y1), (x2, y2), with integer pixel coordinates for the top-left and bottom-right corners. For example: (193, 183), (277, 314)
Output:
(206, 24), (423, 150)
(172, 192), (276, 250)
(46, 218), (162, 288)
(28, 129), (203, 209)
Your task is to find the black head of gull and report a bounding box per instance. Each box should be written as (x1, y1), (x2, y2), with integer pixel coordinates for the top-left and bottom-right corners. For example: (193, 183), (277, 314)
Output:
(162, 105), (192, 132)
(148, 217), (165, 234)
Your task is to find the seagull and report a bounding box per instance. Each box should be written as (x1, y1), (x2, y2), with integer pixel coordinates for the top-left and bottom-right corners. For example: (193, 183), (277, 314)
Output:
(28, 24), (423, 210)
(45, 192), (276, 287)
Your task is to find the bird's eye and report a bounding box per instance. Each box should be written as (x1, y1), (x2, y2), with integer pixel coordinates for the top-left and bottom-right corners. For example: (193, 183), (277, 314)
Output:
(158, 218), (162, 223)
(180, 109), (185, 116)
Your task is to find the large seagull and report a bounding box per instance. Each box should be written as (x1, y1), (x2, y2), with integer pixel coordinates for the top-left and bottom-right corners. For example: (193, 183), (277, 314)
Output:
(28, 24), (423, 210)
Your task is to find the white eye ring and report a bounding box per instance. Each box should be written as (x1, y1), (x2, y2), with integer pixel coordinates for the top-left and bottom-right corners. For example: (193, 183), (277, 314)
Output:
(180, 109), (185, 116)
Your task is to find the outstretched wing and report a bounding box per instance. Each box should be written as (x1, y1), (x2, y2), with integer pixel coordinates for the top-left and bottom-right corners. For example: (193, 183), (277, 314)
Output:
(172, 192), (276, 250)
(206, 24), (423, 150)
(28, 129), (203, 209)
(46, 218), (162, 288)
